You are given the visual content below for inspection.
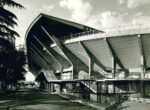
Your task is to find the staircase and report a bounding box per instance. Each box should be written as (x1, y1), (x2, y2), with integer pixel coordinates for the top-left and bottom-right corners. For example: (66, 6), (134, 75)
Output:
(80, 81), (97, 93)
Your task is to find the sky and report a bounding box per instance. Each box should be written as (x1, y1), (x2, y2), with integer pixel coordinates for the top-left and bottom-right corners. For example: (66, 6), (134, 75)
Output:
(9, 0), (150, 81)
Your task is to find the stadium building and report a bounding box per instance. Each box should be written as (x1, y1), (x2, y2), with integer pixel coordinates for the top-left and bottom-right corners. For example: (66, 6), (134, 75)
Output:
(26, 13), (150, 103)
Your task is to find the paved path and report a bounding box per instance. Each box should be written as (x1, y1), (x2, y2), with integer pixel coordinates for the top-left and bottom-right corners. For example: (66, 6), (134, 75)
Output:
(0, 90), (97, 110)
(106, 100), (150, 110)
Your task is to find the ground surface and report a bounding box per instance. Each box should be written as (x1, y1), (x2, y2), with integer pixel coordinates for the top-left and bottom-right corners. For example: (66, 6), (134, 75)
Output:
(0, 89), (96, 110)
(1, 89), (150, 110)
(119, 100), (150, 110)
(106, 99), (150, 110)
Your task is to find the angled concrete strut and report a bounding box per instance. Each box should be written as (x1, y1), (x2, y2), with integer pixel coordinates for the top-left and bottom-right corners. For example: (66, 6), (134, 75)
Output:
(105, 38), (128, 76)
(80, 41), (108, 76)
(41, 26), (90, 79)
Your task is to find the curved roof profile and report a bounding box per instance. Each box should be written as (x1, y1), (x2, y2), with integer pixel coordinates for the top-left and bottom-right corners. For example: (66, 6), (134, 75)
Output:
(26, 13), (150, 80)
(26, 13), (101, 41)
(25, 13), (103, 76)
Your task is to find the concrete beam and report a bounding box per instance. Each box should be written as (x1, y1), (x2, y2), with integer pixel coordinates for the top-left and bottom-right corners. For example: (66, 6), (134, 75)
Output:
(29, 57), (46, 72)
(29, 54), (47, 69)
(30, 55), (44, 67)
(80, 41), (107, 76)
(32, 35), (70, 69)
(30, 43), (49, 61)
(30, 45), (54, 70)
(32, 35), (62, 71)
(30, 49), (50, 69)
(104, 38), (116, 78)
(112, 57), (116, 78)
(79, 42), (94, 76)
(137, 35), (146, 78)
(105, 38), (127, 74)
(41, 26), (89, 79)
(41, 26), (73, 65)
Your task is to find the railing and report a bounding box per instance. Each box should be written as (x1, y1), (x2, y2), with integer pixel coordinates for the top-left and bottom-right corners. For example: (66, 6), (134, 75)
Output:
(59, 24), (150, 41)
(55, 74), (98, 81)
(99, 24), (149, 32)
(80, 81), (97, 93)
(59, 30), (101, 41)
(51, 71), (150, 82)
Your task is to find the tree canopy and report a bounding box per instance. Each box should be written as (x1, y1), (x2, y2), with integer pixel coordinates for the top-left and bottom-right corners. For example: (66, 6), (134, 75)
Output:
(0, 40), (27, 91)
(0, 0), (26, 92)
(0, 0), (24, 39)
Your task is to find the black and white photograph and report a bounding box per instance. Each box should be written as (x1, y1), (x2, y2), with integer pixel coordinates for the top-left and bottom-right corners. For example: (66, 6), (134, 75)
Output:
(0, 0), (150, 110)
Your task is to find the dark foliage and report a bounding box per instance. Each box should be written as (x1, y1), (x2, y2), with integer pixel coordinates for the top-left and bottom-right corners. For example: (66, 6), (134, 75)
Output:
(0, 45), (27, 91)
(0, 0), (24, 39)
(0, 0), (25, 92)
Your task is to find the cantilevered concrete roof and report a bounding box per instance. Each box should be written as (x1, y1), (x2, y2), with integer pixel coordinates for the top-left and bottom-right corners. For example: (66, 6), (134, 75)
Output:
(26, 13), (150, 80)
(26, 13), (101, 41)
(26, 14), (102, 77)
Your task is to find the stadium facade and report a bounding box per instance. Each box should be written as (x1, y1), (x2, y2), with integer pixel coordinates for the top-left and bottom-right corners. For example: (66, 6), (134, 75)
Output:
(26, 13), (150, 103)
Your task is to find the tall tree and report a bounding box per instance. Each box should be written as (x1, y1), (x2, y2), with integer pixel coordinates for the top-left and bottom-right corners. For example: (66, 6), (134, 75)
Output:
(0, 44), (27, 91)
(0, 0), (25, 92)
(0, 0), (24, 39)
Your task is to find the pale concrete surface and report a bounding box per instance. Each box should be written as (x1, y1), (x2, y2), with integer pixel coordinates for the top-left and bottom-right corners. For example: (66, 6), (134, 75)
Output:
(106, 100), (150, 110)
(121, 100), (150, 110)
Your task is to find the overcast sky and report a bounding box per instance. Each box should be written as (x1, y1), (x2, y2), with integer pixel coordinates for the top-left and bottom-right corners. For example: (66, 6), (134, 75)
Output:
(11, 0), (150, 81)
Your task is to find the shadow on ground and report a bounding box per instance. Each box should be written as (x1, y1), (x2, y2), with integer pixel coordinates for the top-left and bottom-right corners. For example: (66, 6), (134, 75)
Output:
(0, 89), (96, 110)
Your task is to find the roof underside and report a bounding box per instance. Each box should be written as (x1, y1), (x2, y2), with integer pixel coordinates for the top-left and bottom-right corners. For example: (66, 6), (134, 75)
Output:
(27, 14), (99, 41)
(26, 14), (150, 79)
(26, 14), (100, 76)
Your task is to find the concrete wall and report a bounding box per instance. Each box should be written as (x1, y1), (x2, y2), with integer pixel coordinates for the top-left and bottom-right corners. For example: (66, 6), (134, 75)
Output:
(90, 94), (97, 102)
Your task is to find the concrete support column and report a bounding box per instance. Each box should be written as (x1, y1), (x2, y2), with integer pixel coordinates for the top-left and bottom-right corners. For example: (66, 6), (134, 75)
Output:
(128, 82), (132, 93)
(96, 82), (99, 103)
(80, 41), (107, 78)
(140, 58), (145, 95)
(47, 83), (49, 91)
(47, 82), (49, 90)
(59, 83), (64, 93)
(143, 81), (145, 96)
(48, 83), (50, 91)
(46, 82), (47, 90)
(141, 55), (145, 79)
(72, 66), (78, 79)
(89, 57), (94, 78)
(79, 82), (83, 99)
(97, 82), (102, 103)
(60, 68), (63, 80)
(105, 82), (108, 94)
(113, 82), (116, 94)
(140, 66), (145, 96)
(105, 38), (127, 75)
(97, 82), (99, 103)
(41, 27), (92, 80)
(88, 81), (91, 97)
(112, 57), (116, 78)
(44, 81), (46, 90)
(49, 83), (51, 92)
(100, 82), (102, 103)
(140, 81), (145, 96)
(138, 35), (146, 79)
